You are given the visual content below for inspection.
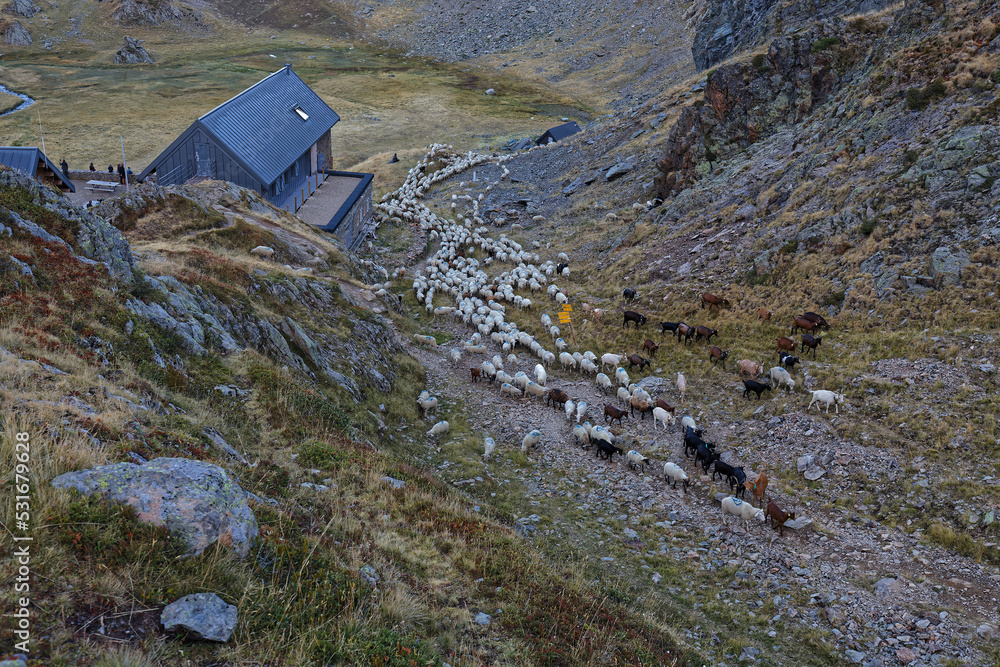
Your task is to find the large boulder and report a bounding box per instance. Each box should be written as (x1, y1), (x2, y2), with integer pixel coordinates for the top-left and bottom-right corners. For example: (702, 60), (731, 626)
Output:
(0, 18), (31, 45)
(3, 0), (40, 17)
(161, 593), (237, 642)
(51, 458), (257, 556)
(114, 36), (155, 64)
(929, 246), (969, 287)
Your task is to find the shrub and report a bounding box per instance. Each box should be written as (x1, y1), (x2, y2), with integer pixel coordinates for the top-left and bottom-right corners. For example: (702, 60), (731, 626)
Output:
(779, 239), (799, 255)
(992, 69), (1000, 84)
(859, 216), (878, 236)
(811, 36), (841, 53)
(752, 53), (769, 74)
(906, 87), (929, 111)
(906, 77), (948, 111)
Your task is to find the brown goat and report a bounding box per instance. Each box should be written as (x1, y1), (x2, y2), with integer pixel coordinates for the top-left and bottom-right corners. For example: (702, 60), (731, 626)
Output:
(757, 308), (772, 321)
(470, 367), (482, 383)
(695, 325), (719, 342)
(791, 317), (819, 334)
(677, 323), (695, 345)
(546, 388), (569, 409)
(701, 292), (730, 310)
(737, 359), (762, 380)
(766, 502), (796, 537)
(800, 334), (822, 358)
(776, 337), (796, 352)
(655, 398), (676, 414)
(604, 404), (628, 425)
(708, 346), (729, 370)
(745, 470), (769, 508)
(642, 339), (659, 357)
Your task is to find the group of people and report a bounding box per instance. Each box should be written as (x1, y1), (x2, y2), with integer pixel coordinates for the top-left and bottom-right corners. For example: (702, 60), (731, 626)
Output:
(81, 161), (131, 184)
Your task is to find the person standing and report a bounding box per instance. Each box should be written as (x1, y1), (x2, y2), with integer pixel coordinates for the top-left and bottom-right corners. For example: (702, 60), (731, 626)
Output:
(117, 163), (126, 185)
(60, 159), (69, 179)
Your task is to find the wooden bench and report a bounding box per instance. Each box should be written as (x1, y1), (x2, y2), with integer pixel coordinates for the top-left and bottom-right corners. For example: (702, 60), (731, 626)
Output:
(85, 180), (119, 193)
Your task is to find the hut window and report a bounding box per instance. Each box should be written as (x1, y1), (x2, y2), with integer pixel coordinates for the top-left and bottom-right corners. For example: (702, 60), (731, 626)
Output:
(294, 106), (309, 121)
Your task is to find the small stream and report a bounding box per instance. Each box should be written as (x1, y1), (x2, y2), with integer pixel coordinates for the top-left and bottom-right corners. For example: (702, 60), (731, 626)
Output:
(0, 83), (34, 116)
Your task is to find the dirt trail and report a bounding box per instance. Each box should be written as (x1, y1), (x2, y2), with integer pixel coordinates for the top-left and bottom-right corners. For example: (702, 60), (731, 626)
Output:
(382, 235), (1000, 665)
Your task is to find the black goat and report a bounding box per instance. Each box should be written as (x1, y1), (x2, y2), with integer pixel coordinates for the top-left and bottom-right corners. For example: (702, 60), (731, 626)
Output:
(743, 379), (771, 400)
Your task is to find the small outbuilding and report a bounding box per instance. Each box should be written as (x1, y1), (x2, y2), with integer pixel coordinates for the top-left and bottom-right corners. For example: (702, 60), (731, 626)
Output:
(0, 146), (76, 192)
(535, 121), (581, 146)
(138, 65), (341, 211)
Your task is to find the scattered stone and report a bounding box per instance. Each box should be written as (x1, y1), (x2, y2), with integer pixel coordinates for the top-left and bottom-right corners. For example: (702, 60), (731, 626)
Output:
(605, 163), (634, 181)
(874, 577), (901, 601)
(360, 565), (380, 587)
(844, 649), (866, 664)
(382, 476), (406, 489)
(977, 623), (995, 637)
(739, 646), (761, 662)
(484, 88), (496, 96)
(161, 593), (237, 642)
(804, 466), (826, 481)
(474, 612), (491, 626)
(797, 454), (815, 472)
(895, 647), (916, 664)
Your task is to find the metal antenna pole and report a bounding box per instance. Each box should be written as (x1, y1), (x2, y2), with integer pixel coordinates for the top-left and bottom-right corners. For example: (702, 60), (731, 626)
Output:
(121, 135), (129, 191)
(37, 108), (45, 154)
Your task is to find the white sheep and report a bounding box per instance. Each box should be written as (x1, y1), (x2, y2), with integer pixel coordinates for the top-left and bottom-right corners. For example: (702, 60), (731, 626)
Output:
(721, 496), (766, 529)
(615, 367), (630, 387)
(524, 381), (547, 400)
(662, 462), (689, 492)
(250, 245), (276, 259)
(513, 371), (530, 390)
(575, 401), (587, 423)
(596, 373), (613, 394)
(534, 363), (547, 385)
(414, 334), (438, 347)
(495, 370), (513, 386)
(521, 429), (543, 452)
(652, 407), (674, 431)
(465, 344), (487, 354)
(677, 372), (687, 402)
(590, 425), (614, 447)
(449, 348), (462, 364)
(427, 420), (450, 437)
(572, 424), (590, 447)
(626, 450), (649, 473)
(559, 351), (577, 369)
(617, 386), (631, 405)
(483, 436), (496, 460)
(768, 367), (795, 393)
(681, 415), (697, 432)
(564, 399), (576, 422)
(601, 353), (623, 370)
(808, 390), (845, 413)
(417, 391), (439, 417)
(500, 382), (522, 398)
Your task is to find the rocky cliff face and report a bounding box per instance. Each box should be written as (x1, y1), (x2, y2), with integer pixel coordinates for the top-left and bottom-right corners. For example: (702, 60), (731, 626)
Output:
(658, 24), (849, 196)
(692, 0), (897, 70)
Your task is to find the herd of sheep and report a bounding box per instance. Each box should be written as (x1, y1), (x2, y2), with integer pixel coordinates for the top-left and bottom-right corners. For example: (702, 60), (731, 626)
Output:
(375, 145), (844, 535)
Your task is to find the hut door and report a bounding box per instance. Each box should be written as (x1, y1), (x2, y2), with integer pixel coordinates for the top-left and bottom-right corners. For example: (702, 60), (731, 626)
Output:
(195, 143), (212, 177)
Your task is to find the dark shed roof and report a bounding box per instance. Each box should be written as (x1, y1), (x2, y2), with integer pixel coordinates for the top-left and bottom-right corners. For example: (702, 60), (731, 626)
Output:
(0, 146), (76, 192)
(138, 66), (340, 185)
(535, 121), (581, 146)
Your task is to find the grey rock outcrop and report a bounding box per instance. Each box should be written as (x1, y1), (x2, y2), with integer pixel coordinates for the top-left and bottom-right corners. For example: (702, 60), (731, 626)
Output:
(0, 169), (134, 281)
(161, 593), (237, 642)
(112, 0), (181, 25)
(114, 36), (155, 64)
(929, 247), (968, 287)
(51, 458), (258, 556)
(3, 0), (40, 17)
(0, 18), (31, 45)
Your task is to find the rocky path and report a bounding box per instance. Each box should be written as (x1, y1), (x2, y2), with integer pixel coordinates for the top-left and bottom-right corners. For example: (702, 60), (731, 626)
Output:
(380, 238), (1000, 666)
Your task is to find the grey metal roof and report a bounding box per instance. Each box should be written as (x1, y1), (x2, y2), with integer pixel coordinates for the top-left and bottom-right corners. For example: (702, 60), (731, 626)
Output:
(0, 146), (76, 192)
(0, 146), (40, 177)
(196, 66), (340, 185)
(536, 121), (581, 146)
